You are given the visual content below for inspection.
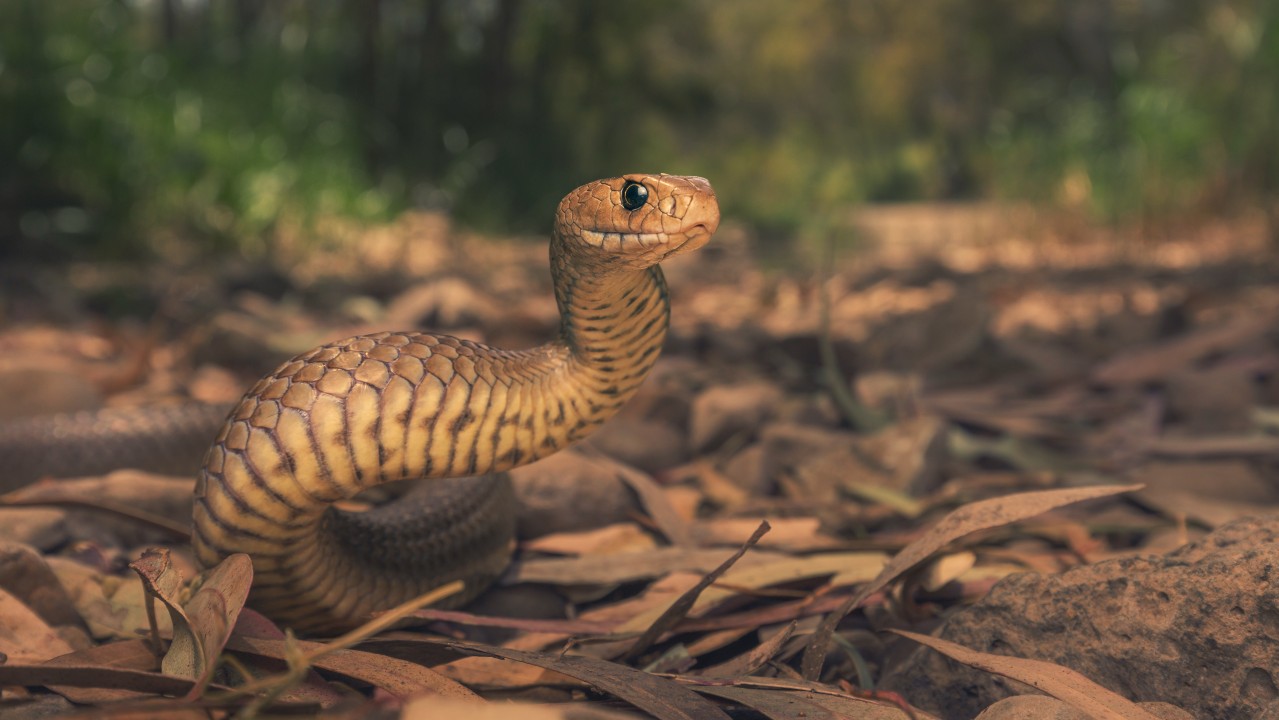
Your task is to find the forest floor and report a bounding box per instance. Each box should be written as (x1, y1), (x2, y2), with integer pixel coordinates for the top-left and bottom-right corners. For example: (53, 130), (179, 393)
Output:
(0, 204), (1277, 719)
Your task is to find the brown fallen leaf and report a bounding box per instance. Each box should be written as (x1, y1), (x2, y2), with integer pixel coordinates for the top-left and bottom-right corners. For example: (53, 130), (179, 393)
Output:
(0, 587), (75, 665)
(363, 635), (732, 720)
(43, 639), (158, 704)
(401, 696), (638, 719)
(508, 547), (787, 586)
(409, 607), (614, 635)
(1146, 435), (1279, 458)
(681, 627), (754, 664)
(800, 483), (1143, 679)
(0, 470), (194, 540)
(675, 675), (932, 720)
(0, 663), (211, 697)
(1092, 309), (1279, 386)
(597, 452), (698, 547)
(46, 556), (171, 641)
(690, 517), (848, 551)
(0, 541), (84, 629)
(523, 522), (659, 556)
(226, 608), (350, 708)
(225, 635), (480, 702)
(891, 629), (1165, 720)
(618, 552), (886, 636)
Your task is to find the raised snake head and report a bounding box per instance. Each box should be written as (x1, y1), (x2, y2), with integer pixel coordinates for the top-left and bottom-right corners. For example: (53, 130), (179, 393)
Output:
(553, 173), (720, 271)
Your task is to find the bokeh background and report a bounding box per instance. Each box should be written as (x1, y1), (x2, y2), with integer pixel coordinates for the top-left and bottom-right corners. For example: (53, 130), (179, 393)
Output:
(3, 0), (1278, 261)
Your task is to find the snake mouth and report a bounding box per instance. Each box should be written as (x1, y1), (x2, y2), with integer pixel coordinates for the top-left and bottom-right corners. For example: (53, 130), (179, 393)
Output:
(665, 222), (714, 258)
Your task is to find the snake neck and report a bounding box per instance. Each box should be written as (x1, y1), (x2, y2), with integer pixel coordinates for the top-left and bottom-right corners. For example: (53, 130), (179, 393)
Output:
(543, 236), (670, 442)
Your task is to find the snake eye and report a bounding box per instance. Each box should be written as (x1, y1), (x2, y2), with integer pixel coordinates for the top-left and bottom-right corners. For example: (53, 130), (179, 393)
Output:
(620, 181), (648, 211)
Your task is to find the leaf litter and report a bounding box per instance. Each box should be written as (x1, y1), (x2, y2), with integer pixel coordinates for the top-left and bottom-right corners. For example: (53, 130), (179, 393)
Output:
(1, 210), (1273, 717)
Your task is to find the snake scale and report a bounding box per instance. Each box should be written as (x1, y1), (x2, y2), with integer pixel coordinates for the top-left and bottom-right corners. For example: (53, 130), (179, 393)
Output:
(58, 173), (716, 633)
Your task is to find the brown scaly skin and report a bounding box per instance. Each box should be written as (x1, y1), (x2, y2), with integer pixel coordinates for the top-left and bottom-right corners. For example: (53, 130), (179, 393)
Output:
(192, 174), (720, 633)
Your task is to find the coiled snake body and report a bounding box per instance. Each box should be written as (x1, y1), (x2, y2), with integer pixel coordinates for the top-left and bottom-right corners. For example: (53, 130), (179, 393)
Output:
(191, 174), (719, 632)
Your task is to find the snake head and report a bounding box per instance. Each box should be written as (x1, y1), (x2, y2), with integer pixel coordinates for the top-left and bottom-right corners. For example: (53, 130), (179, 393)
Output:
(555, 173), (720, 270)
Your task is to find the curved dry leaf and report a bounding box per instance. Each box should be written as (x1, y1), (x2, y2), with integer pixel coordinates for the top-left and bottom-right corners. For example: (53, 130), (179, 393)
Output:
(891, 630), (1164, 720)
(128, 549), (252, 692)
(169, 552), (252, 683)
(800, 483), (1143, 679)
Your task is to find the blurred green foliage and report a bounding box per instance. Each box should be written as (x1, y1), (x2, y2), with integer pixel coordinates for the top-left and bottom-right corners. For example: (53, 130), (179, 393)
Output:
(2, 0), (1277, 259)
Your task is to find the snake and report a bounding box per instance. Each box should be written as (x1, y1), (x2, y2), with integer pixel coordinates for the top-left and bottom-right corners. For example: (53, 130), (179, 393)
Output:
(183, 174), (720, 633)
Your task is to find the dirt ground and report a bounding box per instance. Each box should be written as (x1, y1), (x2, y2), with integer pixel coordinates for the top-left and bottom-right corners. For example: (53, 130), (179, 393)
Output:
(1, 204), (1276, 719)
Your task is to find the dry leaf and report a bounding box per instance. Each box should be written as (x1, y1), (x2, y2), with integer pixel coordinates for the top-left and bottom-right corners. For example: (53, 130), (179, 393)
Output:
(691, 517), (847, 551)
(694, 621), (797, 678)
(509, 547), (785, 586)
(128, 549), (252, 694)
(622, 521), (770, 661)
(618, 552), (886, 634)
(891, 630), (1164, 720)
(43, 639), (158, 704)
(226, 635), (480, 701)
(402, 696), (636, 719)
(678, 675), (931, 720)
(917, 551), (977, 592)
(523, 522), (658, 556)
(364, 635), (732, 720)
(0, 587), (74, 664)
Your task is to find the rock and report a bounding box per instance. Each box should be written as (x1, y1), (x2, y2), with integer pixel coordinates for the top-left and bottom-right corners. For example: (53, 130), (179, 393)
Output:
(509, 449), (639, 539)
(881, 516), (1279, 720)
(689, 381), (783, 451)
(974, 696), (1194, 720)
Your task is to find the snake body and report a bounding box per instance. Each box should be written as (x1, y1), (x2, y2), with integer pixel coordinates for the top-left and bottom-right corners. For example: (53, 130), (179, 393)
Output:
(0, 403), (232, 491)
(192, 174), (719, 632)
